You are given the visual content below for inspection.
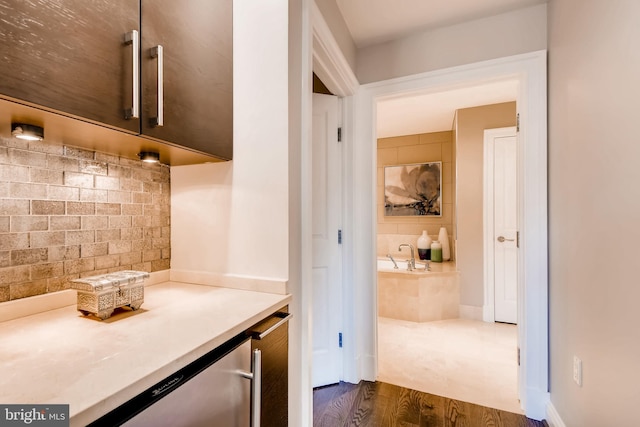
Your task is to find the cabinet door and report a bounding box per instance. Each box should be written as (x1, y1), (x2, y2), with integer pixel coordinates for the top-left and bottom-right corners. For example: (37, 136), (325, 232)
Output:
(141, 0), (233, 159)
(0, 0), (140, 133)
(249, 312), (289, 427)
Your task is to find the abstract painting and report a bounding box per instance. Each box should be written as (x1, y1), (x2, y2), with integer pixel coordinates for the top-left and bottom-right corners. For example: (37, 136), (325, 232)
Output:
(384, 162), (442, 216)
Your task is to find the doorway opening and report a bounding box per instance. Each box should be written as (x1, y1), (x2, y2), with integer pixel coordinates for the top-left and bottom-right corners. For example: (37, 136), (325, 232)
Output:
(349, 51), (548, 420)
(375, 93), (521, 412)
(308, 8), (548, 418)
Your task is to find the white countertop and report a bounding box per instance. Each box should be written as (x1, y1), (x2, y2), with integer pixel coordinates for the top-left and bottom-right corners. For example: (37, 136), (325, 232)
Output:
(0, 281), (291, 426)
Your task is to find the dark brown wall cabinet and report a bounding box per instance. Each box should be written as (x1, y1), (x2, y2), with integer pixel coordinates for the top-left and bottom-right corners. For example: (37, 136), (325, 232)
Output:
(0, 0), (232, 160)
(140, 0), (232, 159)
(0, 0), (140, 133)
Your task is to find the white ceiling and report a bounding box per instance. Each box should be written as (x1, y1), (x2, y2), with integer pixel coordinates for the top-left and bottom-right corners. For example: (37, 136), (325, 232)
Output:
(335, 0), (547, 48)
(332, 0), (542, 138)
(376, 80), (519, 138)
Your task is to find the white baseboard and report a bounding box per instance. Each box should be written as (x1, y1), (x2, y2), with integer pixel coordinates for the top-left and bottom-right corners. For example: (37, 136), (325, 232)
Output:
(361, 354), (377, 382)
(483, 304), (495, 322)
(546, 402), (567, 427)
(459, 304), (483, 320)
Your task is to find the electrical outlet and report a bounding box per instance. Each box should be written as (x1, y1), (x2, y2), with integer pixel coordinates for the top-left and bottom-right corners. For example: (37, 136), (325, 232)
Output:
(573, 356), (582, 387)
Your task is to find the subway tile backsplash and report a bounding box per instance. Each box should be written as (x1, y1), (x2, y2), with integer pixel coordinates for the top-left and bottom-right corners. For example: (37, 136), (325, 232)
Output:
(0, 137), (170, 302)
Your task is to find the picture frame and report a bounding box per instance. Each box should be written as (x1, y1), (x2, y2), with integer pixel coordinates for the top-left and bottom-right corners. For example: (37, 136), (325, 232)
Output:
(384, 162), (442, 216)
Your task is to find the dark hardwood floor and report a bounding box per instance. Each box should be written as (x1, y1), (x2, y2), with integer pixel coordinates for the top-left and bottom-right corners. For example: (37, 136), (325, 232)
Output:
(313, 381), (548, 427)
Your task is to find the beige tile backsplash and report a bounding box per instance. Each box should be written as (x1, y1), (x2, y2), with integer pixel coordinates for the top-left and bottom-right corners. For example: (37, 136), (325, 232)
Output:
(0, 137), (170, 302)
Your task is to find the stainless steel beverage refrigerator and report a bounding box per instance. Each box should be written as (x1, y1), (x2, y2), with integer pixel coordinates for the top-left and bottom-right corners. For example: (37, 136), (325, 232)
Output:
(88, 311), (290, 427)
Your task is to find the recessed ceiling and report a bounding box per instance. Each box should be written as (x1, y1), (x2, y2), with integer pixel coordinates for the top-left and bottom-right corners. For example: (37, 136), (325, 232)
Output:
(336, 0), (547, 48)
(376, 80), (518, 139)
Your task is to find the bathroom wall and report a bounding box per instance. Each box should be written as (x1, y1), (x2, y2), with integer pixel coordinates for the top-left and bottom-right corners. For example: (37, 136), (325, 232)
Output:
(455, 101), (516, 311)
(377, 130), (455, 260)
(0, 137), (170, 302)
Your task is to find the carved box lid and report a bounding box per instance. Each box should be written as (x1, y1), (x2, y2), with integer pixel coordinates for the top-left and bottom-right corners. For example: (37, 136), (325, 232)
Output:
(70, 270), (149, 292)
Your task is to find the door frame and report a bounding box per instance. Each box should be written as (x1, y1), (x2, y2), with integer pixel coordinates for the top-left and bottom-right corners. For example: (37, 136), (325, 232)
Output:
(350, 51), (548, 420)
(483, 126), (518, 324)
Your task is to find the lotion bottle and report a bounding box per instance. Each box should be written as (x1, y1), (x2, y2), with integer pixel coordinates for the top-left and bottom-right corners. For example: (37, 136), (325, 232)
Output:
(430, 241), (443, 263)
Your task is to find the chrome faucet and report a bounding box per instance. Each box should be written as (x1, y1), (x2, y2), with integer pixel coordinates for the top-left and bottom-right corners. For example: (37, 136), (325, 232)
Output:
(398, 244), (416, 271)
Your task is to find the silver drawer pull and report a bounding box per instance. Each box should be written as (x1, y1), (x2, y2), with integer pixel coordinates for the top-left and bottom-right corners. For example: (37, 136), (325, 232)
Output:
(255, 313), (292, 340)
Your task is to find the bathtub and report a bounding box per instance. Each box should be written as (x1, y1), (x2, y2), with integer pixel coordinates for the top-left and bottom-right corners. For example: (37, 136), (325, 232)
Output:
(377, 257), (460, 322)
(377, 258), (429, 271)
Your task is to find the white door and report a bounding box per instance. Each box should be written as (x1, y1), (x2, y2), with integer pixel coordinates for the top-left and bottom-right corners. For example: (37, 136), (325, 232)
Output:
(484, 127), (518, 324)
(311, 93), (342, 387)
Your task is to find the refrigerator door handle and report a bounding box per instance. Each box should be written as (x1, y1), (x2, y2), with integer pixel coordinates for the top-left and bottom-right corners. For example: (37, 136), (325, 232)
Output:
(240, 349), (262, 427)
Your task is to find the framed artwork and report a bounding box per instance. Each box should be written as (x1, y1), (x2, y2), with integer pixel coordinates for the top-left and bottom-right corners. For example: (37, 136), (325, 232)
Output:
(384, 162), (442, 216)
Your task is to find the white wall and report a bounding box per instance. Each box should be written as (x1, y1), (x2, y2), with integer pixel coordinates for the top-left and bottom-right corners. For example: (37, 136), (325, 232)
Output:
(171, 1), (289, 282)
(314, 0), (357, 71)
(172, 2), (314, 426)
(171, 162), (232, 273)
(548, 1), (640, 426)
(288, 0), (313, 426)
(356, 3), (547, 84)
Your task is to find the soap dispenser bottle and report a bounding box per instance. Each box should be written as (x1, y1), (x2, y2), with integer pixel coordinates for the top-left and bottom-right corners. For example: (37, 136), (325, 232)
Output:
(417, 230), (432, 260)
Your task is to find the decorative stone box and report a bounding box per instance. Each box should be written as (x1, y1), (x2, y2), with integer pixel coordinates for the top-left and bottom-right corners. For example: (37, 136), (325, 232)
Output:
(70, 271), (149, 320)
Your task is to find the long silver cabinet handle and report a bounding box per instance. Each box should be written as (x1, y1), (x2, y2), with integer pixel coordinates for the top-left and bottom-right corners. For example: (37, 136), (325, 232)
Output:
(123, 30), (140, 119)
(150, 45), (164, 127)
(240, 349), (262, 427)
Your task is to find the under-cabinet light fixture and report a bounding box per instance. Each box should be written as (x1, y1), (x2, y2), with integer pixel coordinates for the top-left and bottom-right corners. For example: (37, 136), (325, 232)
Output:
(11, 123), (44, 141)
(138, 151), (160, 163)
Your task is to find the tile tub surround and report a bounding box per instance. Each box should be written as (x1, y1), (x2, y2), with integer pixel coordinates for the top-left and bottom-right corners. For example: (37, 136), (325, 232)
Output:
(0, 137), (170, 302)
(378, 261), (460, 322)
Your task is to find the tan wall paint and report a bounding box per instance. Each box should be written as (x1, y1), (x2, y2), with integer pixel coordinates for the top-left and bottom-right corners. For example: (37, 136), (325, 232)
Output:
(356, 4), (547, 84)
(548, 2), (640, 426)
(455, 102), (516, 308)
(376, 131), (455, 259)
